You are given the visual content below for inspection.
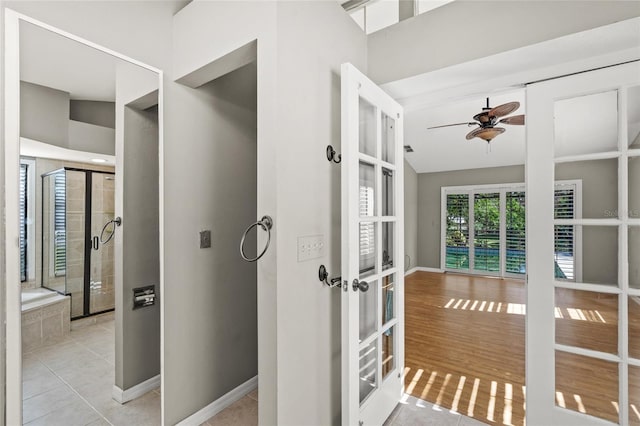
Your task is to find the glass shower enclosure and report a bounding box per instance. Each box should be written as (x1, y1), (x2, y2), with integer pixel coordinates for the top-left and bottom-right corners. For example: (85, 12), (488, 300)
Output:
(41, 168), (116, 319)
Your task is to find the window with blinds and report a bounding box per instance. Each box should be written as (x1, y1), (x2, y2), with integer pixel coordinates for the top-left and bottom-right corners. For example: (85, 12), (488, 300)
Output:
(359, 185), (375, 273)
(506, 191), (526, 274)
(442, 183), (578, 279)
(19, 164), (27, 282)
(554, 187), (576, 280)
(445, 194), (469, 270)
(474, 193), (500, 272)
(53, 173), (66, 277)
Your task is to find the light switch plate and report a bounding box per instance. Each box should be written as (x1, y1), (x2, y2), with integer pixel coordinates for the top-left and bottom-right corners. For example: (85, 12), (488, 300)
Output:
(200, 230), (211, 248)
(297, 235), (324, 262)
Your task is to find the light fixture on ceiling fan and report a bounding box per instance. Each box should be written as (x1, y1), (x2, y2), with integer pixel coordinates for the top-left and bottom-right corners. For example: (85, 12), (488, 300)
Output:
(428, 97), (525, 144)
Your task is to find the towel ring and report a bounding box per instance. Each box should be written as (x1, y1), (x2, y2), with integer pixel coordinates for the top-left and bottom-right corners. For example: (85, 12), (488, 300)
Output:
(240, 215), (273, 262)
(100, 217), (122, 244)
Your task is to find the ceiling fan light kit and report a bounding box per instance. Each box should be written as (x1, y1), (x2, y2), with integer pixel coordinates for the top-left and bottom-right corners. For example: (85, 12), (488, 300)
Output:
(428, 97), (526, 145)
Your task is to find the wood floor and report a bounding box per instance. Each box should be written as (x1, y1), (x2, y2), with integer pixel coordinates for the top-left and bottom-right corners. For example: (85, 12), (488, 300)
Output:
(404, 271), (632, 426)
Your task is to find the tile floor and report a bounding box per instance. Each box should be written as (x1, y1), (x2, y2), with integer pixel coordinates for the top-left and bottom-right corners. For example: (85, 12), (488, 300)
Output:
(383, 395), (488, 426)
(23, 313), (484, 426)
(22, 312), (161, 426)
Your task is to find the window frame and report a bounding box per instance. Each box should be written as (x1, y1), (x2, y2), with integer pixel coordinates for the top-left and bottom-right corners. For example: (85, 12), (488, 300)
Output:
(440, 180), (582, 280)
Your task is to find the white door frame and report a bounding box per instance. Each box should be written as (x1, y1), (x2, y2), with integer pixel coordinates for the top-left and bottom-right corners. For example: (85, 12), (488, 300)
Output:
(3, 9), (164, 425)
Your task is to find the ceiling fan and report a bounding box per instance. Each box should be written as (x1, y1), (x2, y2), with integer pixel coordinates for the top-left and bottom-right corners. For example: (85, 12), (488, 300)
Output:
(427, 97), (525, 143)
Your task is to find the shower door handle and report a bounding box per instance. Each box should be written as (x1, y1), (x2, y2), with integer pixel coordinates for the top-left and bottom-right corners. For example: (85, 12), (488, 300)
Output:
(92, 236), (99, 250)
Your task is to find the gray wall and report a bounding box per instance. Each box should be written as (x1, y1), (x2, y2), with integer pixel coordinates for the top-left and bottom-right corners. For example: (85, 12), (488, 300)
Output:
(163, 63), (258, 424)
(416, 161), (618, 284)
(70, 100), (116, 129)
(417, 165), (524, 269)
(20, 81), (69, 147)
(367, 1), (640, 84)
(404, 160), (418, 271)
(118, 105), (160, 390)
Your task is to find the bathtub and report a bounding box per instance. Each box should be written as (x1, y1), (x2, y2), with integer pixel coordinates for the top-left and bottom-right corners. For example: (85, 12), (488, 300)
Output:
(21, 288), (71, 351)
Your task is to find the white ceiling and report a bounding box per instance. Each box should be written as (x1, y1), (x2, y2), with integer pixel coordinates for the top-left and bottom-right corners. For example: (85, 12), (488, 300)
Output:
(21, 138), (115, 166)
(20, 20), (119, 101)
(395, 17), (640, 173)
(405, 90), (525, 173)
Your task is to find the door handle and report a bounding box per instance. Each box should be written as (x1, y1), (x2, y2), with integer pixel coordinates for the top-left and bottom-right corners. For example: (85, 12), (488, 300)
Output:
(352, 279), (369, 293)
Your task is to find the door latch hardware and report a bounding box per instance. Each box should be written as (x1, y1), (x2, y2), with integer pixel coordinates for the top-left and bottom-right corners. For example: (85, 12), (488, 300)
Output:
(352, 279), (369, 292)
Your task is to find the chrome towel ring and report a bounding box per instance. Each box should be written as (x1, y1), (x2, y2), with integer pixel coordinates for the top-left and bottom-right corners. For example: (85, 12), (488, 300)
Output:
(100, 217), (122, 244)
(240, 215), (273, 262)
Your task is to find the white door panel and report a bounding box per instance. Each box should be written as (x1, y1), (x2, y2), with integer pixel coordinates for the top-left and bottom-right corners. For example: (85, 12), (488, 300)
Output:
(341, 63), (404, 426)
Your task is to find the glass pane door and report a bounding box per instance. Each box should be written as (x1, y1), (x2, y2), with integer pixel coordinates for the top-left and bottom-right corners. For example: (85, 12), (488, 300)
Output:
(342, 62), (404, 426)
(90, 173), (115, 314)
(473, 192), (500, 274)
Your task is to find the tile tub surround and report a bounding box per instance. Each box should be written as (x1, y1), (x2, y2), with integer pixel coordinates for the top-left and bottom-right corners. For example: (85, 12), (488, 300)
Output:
(22, 289), (71, 352)
(23, 315), (161, 425)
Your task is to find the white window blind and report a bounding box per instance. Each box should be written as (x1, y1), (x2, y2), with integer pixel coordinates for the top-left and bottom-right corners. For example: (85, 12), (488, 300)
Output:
(54, 173), (66, 277)
(554, 186), (576, 280)
(360, 185), (375, 273)
(19, 164), (27, 282)
(506, 191), (526, 275)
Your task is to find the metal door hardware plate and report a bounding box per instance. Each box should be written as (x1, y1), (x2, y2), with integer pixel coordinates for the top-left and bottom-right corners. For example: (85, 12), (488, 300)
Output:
(200, 230), (211, 248)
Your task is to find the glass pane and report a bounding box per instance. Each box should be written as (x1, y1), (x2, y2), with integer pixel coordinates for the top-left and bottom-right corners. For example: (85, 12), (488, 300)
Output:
(359, 162), (376, 217)
(90, 173), (115, 314)
(631, 226), (640, 289)
(474, 193), (500, 273)
(359, 340), (377, 403)
(359, 279), (378, 342)
(359, 97), (376, 157)
(630, 157), (640, 218)
(382, 325), (395, 380)
(42, 173), (63, 294)
(506, 191), (526, 275)
(445, 194), (469, 270)
(556, 225), (617, 284)
(555, 288), (618, 355)
(630, 297), (640, 360)
(382, 273), (395, 325)
(382, 222), (394, 271)
(365, 0), (399, 34)
(554, 90), (619, 157)
(381, 113), (395, 164)
(555, 351), (618, 423)
(629, 85), (640, 149)
(360, 222), (376, 278)
(631, 365), (640, 425)
(382, 168), (394, 216)
(555, 158), (618, 219)
(65, 170), (86, 319)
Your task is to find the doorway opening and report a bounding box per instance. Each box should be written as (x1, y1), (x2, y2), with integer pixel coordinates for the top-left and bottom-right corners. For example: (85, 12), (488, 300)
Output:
(5, 10), (163, 425)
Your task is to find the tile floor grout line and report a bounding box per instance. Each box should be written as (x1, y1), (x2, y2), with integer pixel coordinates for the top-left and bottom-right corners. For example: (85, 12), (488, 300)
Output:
(37, 341), (115, 426)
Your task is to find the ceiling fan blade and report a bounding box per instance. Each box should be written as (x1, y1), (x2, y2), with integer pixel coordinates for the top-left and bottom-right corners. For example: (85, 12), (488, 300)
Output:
(428, 122), (478, 130)
(488, 101), (520, 118)
(499, 114), (525, 125)
(466, 126), (505, 142)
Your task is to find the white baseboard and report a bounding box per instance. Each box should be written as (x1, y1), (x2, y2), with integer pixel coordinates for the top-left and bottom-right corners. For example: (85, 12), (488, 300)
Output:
(176, 375), (258, 426)
(405, 267), (444, 276)
(112, 374), (160, 404)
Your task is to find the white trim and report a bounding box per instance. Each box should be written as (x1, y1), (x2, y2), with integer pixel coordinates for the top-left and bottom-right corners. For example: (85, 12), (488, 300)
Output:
(405, 266), (419, 276)
(4, 10), (165, 425)
(415, 266), (444, 273)
(175, 376), (258, 426)
(112, 374), (161, 404)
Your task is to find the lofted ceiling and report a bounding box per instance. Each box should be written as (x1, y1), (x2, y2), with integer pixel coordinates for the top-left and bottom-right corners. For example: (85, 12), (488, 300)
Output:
(394, 17), (640, 174)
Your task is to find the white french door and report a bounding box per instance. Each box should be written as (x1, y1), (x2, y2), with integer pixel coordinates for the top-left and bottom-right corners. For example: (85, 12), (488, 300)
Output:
(527, 60), (640, 425)
(341, 63), (404, 426)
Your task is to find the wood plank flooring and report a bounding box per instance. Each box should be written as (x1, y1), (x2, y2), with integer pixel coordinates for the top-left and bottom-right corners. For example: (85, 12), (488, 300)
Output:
(404, 271), (631, 426)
